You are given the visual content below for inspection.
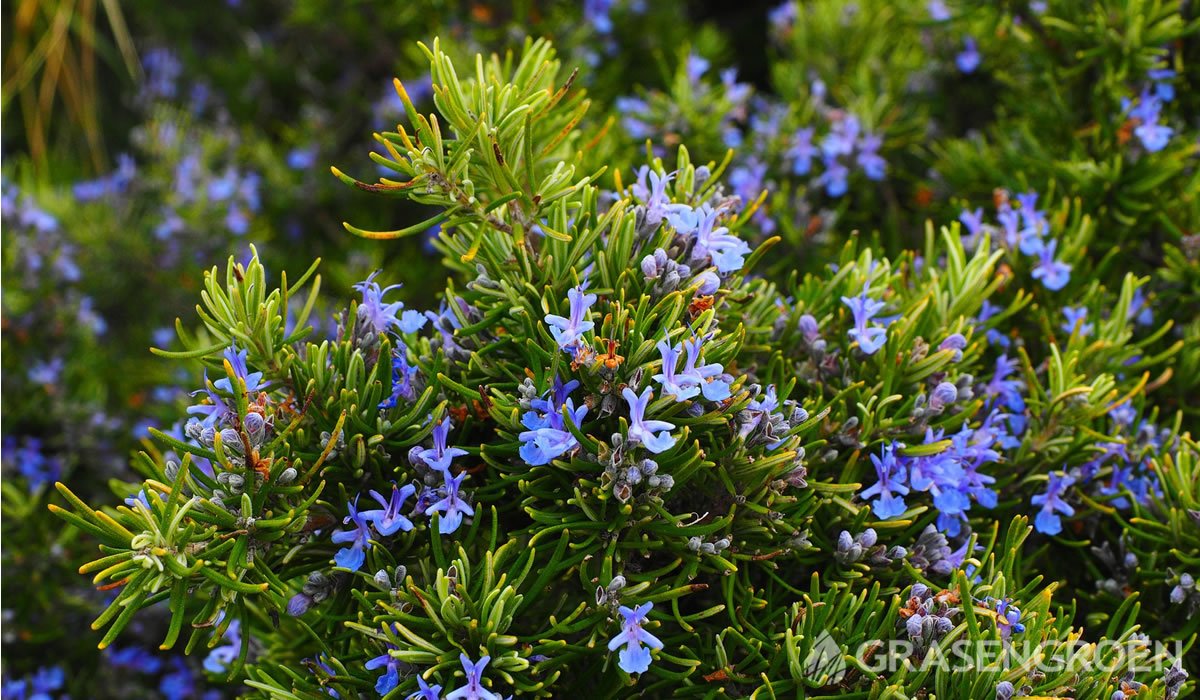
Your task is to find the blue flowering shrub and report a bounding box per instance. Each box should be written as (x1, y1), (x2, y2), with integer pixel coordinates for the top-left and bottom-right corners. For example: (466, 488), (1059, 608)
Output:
(4, 2), (1200, 699)
(33, 30), (1198, 699)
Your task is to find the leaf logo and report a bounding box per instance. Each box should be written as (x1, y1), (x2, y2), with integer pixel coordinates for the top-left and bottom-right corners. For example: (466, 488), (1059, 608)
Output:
(803, 629), (849, 684)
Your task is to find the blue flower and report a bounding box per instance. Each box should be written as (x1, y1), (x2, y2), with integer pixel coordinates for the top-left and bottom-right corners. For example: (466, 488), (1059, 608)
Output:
(1031, 471), (1076, 535)
(519, 382), (588, 466)
(354, 271), (426, 336)
(788, 127), (817, 176)
(187, 373), (235, 428)
(685, 53), (710, 84)
(287, 147), (318, 170)
(546, 286), (596, 351)
(365, 634), (403, 696)
(652, 340), (700, 401)
(445, 654), (501, 700)
(928, 0), (951, 21)
(1148, 67), (1176, 102)
(821, 115), (860, 158)
(816, 154), (849, 197)
(584, 0), (616, 34)
(681, 337), (731, 401)
(856, 133), (886, 180)
(332, 497), (374, 571)
(107, 645), (164, 674)
(841, 284), (889, 355)
(1125, 87), (1173, 152)
(959, 207), (985, 248)
(1060, 306), (1093, 337)
(363, 482), (417, 536)
(681, 206), (751, 273)
(427, 471), (475, 535)
(215, 344), (265, 394)
(860, 443), (910, 519)
(1031, 239), (1071, 291)
(989, 598), (1026, 639)
(622, 386), (677, 454)
(956, 37), (980, 73)
(1127, 288), (1154, 326)
(414, 419), (468, 474)
(632, 166), (673, 228)
(203, 619), (242, 673)
(607, 602), (663, 674)
(2, 437), (61, 491)
(985, 354), (1025, 413)
(408, 674), (443, 700)
(379, 347), (421, 409)
(160, 657), (200, 699)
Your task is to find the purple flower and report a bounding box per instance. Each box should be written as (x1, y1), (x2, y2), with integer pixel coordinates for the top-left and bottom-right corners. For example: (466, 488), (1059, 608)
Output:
(1125, 88), (1173, 152)
(1031, 471), (1076, 535)
(799, 314), (820, 342)
(816, 154), (849, 197)
(622, 386), (677, 454)
(332, 497), (373, 570)
(929, 382), (958, 411)
(959, 207), (985, 248)
(856, 134), (886, 181)
(956, 37), (980, 73)
(1060, 306), (1093, 337)
(681, 337), (731, 401)
(1148, 68), (1176, 102)
(519, 384), (588, 466)
(939, 333), (968, 361)
(676, 206), (751, 273)
(354, 271), (426, 336)
(607, 602), (663, 674)
(685, 53), (710, 84)
(414, 419), (468, 474)
(928, 0), (951, 20)
(841, 284), (889, 355)
(1134, 120), (1173, 152)
(632, 166), (673, 228)
(692, 270), (720, 295)
(379, 348), (421, 409)
(985, 355), (1026, 413)
(616, 97), (653, 139)
(1031, 239), (1071, 291)
(652, 340), (700, 401)
(860, 443), (910, 519)
(107, 646), (164, 674)
(445, 654), (500, 700)
(202, 619), (242, 673)
(427, 471), (475, 535)
(187, 373), (235, 428)
(788, 127), (817, 176)
(365, 634), (403, 696)
(1127, 288), (1154, 326)
(27, 357), (63, 386)
(821, 115), (860, 159)
(287, 147), (318, 170)
(215, 344), (265, 394)
(991, 598), (1026, 639)
(546, 286), (597, 350)
(363, 483), (417, 536)
(408, 674), (443, 700)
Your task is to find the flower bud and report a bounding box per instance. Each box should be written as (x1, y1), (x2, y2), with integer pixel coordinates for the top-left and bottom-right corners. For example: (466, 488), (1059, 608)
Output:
(929, 382), (958, 411)
(798, 314), (820, 342)
(693, 270), (720, 295)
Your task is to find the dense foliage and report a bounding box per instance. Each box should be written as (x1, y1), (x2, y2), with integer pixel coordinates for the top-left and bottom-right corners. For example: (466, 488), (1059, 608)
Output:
(3, 2), (1198, 698)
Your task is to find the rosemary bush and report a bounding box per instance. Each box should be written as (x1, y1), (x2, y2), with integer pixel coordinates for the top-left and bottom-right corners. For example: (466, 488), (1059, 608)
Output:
(3, 2), (1198, 699)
